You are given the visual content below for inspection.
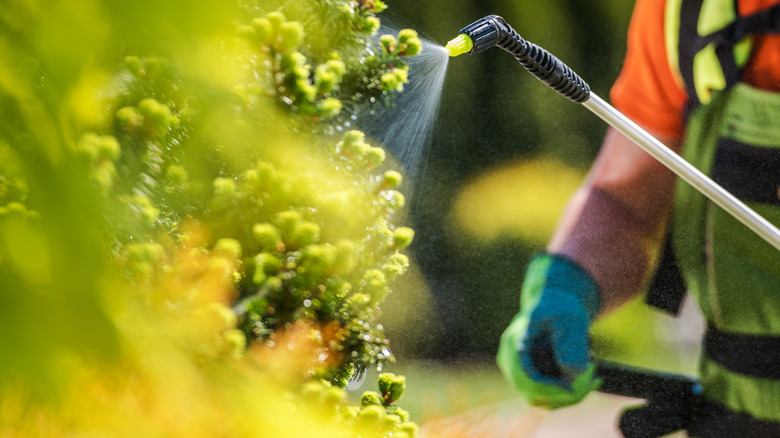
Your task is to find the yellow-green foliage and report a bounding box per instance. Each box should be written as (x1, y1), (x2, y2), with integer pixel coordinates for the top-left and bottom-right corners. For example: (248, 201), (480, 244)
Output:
(0, 0), (421, 435)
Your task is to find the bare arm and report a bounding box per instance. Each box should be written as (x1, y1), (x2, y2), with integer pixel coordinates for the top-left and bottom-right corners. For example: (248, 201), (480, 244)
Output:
(548, 127), (680, 314)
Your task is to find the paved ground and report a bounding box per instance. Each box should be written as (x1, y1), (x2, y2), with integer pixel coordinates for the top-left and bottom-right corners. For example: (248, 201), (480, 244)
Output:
(421, 392), (687, 437)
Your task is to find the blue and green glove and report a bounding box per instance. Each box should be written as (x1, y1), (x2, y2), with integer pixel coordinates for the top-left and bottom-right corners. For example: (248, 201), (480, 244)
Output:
(497, 253), (602, 409)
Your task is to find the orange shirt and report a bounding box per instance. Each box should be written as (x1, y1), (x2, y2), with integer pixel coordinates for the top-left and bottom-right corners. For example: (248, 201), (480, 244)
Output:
(610, 0), (780, 141)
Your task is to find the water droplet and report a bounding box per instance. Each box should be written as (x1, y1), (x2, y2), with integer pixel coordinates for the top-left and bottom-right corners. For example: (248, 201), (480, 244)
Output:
(303, 299), (312, 307)
(376, 363), (383, 372)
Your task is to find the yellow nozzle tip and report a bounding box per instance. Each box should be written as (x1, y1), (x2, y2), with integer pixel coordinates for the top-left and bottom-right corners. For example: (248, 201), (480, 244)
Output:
(446, 34), (473, 57)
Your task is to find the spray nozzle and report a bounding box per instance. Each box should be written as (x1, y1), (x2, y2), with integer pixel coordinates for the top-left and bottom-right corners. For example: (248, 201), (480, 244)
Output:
(445, 34), (473, 57)
(448, 15), (591, 103)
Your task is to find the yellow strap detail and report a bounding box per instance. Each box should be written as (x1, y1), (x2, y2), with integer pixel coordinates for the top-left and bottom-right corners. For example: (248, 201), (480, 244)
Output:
(693, 45), (726, 104)
(666, 0), (755, 104)
(665, 0), (685, 89)
(698, 0), (737, 35)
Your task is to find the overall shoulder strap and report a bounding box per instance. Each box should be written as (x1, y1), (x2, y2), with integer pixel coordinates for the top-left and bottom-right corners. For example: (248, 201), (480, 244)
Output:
(671, 0), (780, 108)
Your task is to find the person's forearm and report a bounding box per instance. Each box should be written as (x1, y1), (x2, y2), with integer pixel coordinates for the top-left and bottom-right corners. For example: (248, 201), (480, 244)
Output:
(547, 128), (679, 314)
(548, 186), (668, 314)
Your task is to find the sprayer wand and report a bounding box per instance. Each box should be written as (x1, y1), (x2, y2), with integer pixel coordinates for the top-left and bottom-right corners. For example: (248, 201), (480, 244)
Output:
(446, 15), (780, 252)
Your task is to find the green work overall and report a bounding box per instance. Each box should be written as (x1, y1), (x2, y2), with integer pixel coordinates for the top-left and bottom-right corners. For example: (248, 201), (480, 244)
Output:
(674, 82), (780, 429)
(660, 0), (780, 432)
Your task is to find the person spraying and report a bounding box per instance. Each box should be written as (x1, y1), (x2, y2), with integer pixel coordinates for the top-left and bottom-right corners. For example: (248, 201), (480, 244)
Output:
(449, 1), (780, 436)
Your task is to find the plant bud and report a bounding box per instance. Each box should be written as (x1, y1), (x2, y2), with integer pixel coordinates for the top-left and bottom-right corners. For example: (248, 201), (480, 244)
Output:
(280, 51), (307, 71)
(300, 243), (337, 276)
(79, 133), (121, 162)
(125, 242), (165, 265)
(397, 29), (418, 45)
(316, 97), (342, 119)
(402, 37), (422, 57)
(383, 170), (402, 188)
(380, 72), (401, 92)
(212, 177), (236, 196)
(397, 28), (422, 56)
(314, 66), (337, 93)
(290, 221), (321, 247)
(214, 238), (242, 260)
(277, 21), (305, 52)
(361, 16), (380, 34)
(324, 386), (346, 405)
(251, 17), (273, 45)
(124, 55), (144, 76)
(91, 161), (117, 189)
(138, 98), (173, 133)
(380, 34), (396, 53)
(116, 106), (142, 131)
(252, 223), (282, 251)
(364, 147), (385, 168)
(361, 269), (387, 302)
(400, 421), (419, 438)
(341, 130), (365, 146)
(127, 194), (160, 225)
(390, 407), (410, 422)
(253, 252), (281, 284)
(265, 11), (286, 32)
(358, 405), (385, 424)
(256, 161), (277, 184)
(373, 0), (388, 13)
(294, 80), (317, 103)
(345, 293), (370, 314)
(383, 253), (409, 280)
(394, 67), (409, 84)
(276, 210), (302, 243)
(325, 59), (346, 77)
(392, 227), (414, 249)
(361, 391), (383, 407)
(377, 373), (406, 404)
(381, 414), (401, 429)
(165, 164), (188, 186)
(381, 190), (405, 210)
(339, 130), (369, 157)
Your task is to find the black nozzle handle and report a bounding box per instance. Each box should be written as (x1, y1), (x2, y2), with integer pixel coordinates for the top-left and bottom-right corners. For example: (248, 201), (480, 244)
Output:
(459, 15), (591, 103)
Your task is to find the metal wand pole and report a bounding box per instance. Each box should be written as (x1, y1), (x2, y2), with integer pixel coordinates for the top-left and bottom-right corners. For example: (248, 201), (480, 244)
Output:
(447, 15), (780, 251)
(582, 93), (780, 252)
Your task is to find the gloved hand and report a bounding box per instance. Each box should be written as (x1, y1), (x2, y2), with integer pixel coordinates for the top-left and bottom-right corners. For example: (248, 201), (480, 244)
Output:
(497, 253), (602, 409)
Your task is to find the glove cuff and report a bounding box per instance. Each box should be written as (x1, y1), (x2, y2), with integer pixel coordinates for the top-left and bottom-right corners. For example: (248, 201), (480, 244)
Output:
(522, 252), (601, 321)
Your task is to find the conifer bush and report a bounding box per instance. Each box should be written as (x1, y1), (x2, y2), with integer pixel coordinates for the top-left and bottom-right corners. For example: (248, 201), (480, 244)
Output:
(0, 0), (423, 436)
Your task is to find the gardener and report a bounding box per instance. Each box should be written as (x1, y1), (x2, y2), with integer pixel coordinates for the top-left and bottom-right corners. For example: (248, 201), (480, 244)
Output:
(497, 0), (780, 435)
